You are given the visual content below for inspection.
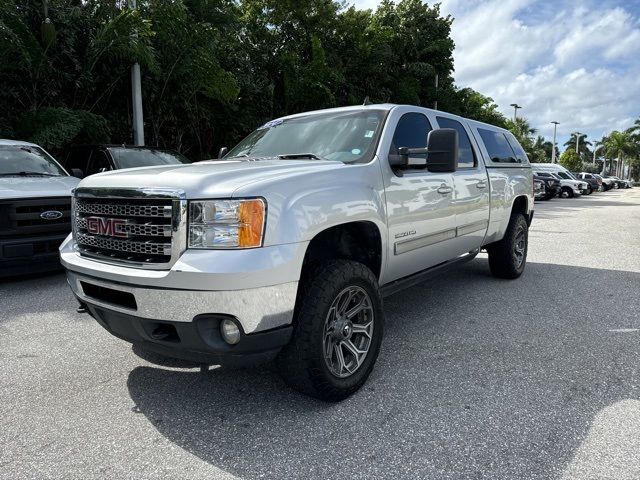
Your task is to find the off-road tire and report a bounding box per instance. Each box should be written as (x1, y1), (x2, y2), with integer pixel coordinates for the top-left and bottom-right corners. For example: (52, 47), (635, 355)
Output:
(487, 213), (528, 279)
(276, 260), (384, 402)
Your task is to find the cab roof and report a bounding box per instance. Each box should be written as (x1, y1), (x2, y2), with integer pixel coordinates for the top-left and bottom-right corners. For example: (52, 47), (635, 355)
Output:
(275, 104), (511, 134)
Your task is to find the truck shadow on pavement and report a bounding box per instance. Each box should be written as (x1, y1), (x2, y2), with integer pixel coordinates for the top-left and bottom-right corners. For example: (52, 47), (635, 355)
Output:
(127, 259), (640, 479)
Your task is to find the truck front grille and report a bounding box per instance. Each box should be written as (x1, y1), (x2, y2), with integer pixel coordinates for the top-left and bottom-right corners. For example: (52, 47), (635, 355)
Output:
(0, 197), (72, 238)
(73, 189), (186, 268)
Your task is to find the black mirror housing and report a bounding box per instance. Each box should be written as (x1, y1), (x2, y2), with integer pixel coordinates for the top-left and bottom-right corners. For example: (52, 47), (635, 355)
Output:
(426, 128), (458, 173)
(218, 147), (228, 159)
(70, 168), (84, 179)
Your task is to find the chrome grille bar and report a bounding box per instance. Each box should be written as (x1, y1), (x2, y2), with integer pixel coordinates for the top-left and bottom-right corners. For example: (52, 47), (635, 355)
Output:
(73, 188), (187, 270)
(76, 233), (172, 256)
(75, 202), (172, 218)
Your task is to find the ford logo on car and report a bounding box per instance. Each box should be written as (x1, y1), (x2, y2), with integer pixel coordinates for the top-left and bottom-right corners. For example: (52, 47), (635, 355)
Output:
(40, 210), (63, 220)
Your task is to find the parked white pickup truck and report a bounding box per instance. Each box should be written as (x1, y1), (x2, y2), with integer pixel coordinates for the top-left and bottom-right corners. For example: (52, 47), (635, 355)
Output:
(61, 104), (533, 400)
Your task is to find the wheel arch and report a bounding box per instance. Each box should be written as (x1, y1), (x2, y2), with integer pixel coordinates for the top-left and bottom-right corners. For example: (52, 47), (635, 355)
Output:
(301, 221), (383, 280)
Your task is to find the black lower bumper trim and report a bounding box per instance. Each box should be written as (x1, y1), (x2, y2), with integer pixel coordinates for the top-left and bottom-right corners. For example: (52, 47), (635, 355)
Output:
(0, 254), (63, 278)
(84, 303), (293, 366)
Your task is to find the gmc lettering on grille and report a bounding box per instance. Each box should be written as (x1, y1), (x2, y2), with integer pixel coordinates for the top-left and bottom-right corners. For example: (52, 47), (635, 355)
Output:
(86, 217), (128, 238)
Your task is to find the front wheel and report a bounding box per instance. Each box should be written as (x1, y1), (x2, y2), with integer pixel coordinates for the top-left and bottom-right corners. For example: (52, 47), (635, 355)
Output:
(487, 213), (529, 279)
(562, 186), (574, 198)
(277, 260), (384, 401)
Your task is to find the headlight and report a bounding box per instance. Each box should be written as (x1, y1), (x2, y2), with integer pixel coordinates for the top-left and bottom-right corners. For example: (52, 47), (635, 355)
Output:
(188, 199), (266, 249)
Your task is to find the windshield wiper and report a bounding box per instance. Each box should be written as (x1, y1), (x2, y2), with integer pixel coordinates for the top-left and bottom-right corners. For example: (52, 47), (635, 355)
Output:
(0, 171), (61, 177)
(278, 153), (322, 160)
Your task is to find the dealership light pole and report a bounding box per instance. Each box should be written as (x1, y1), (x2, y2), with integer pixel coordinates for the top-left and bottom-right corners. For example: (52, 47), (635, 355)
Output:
(551, 121), (560, 163)
(592, 144), (603, 165)
(572, 132), (585, 154)
(510, 103), (522, 122)
(130, 0), (144, 146)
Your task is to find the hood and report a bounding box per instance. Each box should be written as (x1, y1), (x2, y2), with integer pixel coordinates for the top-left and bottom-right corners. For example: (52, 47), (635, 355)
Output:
(77, 158), (346, 198)
(0, 175), (80, 200)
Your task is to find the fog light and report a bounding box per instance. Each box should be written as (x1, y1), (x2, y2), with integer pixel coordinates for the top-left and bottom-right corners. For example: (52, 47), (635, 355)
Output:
(220, 319), (241, 345)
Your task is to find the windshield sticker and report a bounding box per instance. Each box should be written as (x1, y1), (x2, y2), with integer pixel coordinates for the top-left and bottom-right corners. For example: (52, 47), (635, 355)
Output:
(351, 149), (361, 155)
(259, 119), (284, 130)
(364, 130), (374, 138)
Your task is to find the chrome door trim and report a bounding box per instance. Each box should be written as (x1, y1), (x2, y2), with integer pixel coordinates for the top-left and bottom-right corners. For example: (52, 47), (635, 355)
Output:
(456, 220), (489, 237)
(394, 228), (456, 255)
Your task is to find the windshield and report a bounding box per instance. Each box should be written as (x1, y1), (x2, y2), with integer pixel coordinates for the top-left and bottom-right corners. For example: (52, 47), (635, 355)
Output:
(0, 145), (66, 176)
(108, 148), (190, 169)
(557, 171), (577, 180)
(225, 110), (387, 163)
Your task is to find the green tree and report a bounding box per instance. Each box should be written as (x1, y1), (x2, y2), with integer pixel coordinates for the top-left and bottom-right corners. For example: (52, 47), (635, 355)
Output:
(559, 149), (582, 171)
(602, 131), (637, 178)
(563, 133), (592, 163)
(450, 88), (508, 128)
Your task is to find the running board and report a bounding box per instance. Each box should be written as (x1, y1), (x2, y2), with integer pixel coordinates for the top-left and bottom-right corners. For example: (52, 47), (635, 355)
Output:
(380, 249), (480, 298)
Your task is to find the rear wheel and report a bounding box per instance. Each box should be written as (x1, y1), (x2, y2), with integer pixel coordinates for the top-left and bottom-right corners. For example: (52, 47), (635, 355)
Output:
(277, 260), (384, 401)
(587, 185), (592, 195)
(487, 213), (528, 279)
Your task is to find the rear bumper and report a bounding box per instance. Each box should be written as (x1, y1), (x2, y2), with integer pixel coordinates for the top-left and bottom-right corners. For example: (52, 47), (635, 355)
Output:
(83, 302), (292, 366)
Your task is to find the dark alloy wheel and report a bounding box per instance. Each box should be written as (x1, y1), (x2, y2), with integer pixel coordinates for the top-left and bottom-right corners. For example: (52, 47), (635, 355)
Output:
(322, 286), (375, 378)
(277, 260), (384, 401)
(487, 213), (529, 279)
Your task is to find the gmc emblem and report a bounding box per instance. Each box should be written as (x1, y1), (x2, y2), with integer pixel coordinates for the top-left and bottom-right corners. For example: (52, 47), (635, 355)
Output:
(86, 217), (128, 238)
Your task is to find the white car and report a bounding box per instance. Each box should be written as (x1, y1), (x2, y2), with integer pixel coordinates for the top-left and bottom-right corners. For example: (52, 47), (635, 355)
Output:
(532, 170), (587, 198)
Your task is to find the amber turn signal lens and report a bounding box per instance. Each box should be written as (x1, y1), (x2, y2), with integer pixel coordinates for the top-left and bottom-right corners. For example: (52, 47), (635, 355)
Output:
(238, 199), (265, 248)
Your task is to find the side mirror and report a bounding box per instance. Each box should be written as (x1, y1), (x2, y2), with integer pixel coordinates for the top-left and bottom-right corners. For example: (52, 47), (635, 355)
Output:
(426, 128), (458, 173)
(389, 128), (458, 173)
(70, 168), (84, 179)
(218, 147), (228, 159)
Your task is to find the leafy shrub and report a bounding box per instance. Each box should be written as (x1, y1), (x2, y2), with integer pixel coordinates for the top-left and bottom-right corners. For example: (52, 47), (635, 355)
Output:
(16, 108), (110, 152)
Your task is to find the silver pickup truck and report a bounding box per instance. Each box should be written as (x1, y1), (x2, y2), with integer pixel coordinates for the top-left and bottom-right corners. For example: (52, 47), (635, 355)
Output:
(60, 104), (533, 401)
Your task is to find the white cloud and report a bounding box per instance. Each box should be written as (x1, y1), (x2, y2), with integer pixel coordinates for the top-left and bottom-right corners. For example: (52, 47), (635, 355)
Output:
(351, 0), (640, 144)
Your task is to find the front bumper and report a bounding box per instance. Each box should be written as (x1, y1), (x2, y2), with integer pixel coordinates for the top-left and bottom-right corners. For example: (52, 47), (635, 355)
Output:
(84, 303), (293, 366)
(61, 235), (307, 334)
(67, 270), (299, 333)
(0, 233), (68, 278)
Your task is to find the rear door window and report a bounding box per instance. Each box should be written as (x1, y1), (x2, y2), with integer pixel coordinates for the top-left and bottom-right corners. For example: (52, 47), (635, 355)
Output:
(505, 133), (529, 164)
(477, 129), (518, 163)
(436, 116), (476, 168)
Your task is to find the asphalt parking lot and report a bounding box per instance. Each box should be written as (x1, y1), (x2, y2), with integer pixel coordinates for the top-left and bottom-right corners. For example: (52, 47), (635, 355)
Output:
(1, 189), (639, 480)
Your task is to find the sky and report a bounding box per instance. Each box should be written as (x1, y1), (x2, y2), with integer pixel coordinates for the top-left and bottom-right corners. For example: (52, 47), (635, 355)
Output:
(352, 0), (640, 147)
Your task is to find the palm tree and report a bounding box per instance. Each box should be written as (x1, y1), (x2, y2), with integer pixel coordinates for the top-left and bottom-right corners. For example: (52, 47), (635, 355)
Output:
(564, 133), (593, 163)
(602, 131), (637, 178)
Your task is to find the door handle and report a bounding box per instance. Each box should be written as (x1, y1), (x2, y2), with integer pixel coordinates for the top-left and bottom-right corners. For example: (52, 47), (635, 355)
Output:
(476, 181), (487, 189)
(437, 185), (453, 194)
